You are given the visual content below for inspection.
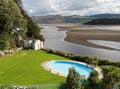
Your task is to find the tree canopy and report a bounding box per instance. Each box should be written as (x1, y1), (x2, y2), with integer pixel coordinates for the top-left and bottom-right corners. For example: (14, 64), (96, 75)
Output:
(102, 66), (120, 89)
(0, 0), (27, 49)
(0, 0), (44, 50)
(66, 67), (82, 89)
(14, 0), (44, 41)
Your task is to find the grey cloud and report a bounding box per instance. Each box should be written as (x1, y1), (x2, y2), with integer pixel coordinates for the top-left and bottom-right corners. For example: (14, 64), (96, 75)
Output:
(23, 0), (120, 16)
(23, 0), (55, 15)
(53, 0), (95, 11)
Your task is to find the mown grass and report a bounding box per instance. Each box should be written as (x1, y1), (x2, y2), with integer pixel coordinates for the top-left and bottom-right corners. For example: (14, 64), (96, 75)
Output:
(0, 50), (68, 85)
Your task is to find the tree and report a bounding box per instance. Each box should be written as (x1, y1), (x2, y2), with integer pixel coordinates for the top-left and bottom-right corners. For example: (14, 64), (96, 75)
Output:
(13, 0), (42, 39)
(66, 67), (81, 89)
(85, 70), (99, 89)
(26, 16), (41, 39)
(13, 0), (23, 7)
(0, 0), (27, 49)
(84, 56), (99, 67)
(0, 40), (10, 50)
(13, 0), (44, 41)
(102, 66), (120, 89)
(0, 13), (13, 34)
(113, 82), (120, 89)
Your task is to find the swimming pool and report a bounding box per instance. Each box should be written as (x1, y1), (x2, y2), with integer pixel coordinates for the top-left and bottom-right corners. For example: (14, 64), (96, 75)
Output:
(47, 60), (93, 77)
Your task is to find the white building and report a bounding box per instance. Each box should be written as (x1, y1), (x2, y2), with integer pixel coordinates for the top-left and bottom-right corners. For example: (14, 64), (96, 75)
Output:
(24, 39), (44, 50)
(33, 40), (44, 50)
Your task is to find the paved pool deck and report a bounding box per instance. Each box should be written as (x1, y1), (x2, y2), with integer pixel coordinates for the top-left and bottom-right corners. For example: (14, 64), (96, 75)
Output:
(41, 60), (103, 79)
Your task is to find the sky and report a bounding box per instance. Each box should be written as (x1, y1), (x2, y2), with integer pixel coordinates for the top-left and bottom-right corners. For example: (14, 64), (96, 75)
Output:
(23, 0), (120, 16)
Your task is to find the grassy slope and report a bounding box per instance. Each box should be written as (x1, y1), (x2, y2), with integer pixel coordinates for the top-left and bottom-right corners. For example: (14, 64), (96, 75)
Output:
(0, 50), (68, 85)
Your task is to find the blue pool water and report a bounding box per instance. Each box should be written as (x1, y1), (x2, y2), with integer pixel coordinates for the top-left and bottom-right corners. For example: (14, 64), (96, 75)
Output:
(48, 60), (93, 77)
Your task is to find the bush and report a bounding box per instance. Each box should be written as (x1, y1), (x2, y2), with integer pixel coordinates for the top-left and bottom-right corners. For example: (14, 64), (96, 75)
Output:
(0, 40), (10, 50)
(113, 82), (120, 89)
(56, 50), (66, 57)
(47, 49), (56, 54)
(59, 83), (67, 89)
(101, 66), (120, 89)
(85, 70), (99, 89)
(98, 60), (112, 65)
(112, 62), (120, 68)
(98, 59), (120, 68)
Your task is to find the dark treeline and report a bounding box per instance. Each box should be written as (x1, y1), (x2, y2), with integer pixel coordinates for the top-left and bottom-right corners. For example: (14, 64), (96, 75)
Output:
(84, 18), (120, 25)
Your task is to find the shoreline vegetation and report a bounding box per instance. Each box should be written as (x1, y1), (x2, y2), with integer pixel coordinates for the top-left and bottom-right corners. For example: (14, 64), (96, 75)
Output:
(42, 48), (120, 67)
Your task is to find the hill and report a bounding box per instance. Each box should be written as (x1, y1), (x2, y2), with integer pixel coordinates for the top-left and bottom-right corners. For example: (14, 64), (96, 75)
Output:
(84, 18), (120, 25)
(63, 15), (91, 23)
(32, 14), (120, 23)
(32, 15), (92, 23)
(89, 14), (120, 19)
(32, 15), (64, 23)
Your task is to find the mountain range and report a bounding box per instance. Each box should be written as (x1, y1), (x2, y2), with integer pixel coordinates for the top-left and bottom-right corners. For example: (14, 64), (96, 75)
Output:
(31, 14), (120, 23)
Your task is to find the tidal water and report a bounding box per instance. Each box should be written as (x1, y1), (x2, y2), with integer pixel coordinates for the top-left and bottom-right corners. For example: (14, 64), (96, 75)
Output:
(41, 25), (120, 62)
(88, 40), (120, 51)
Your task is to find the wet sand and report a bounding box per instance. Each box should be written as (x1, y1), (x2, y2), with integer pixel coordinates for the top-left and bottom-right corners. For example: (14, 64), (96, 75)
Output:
(59, 27), (120, 50)
(38, 23), (81, 27)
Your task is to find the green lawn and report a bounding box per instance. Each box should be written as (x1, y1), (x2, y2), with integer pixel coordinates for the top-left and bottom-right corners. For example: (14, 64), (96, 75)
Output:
(0, 50), (68, 85)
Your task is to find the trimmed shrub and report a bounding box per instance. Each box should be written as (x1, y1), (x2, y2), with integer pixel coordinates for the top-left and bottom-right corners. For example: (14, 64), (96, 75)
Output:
(42, 48), (120, 68)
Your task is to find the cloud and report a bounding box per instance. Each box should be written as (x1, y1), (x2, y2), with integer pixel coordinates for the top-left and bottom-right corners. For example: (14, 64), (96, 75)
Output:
(29, 9), (34, 13)
(23, 0), (120, 16)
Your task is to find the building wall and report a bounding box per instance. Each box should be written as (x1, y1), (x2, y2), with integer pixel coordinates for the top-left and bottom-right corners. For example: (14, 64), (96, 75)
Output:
(24, 39), (44, 50)
(24, 40), (33, 48)
(33, 40), (44, 50)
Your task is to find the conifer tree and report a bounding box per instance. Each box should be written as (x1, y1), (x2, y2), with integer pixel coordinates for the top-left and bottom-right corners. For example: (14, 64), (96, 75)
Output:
(66, 67), (81, 89)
